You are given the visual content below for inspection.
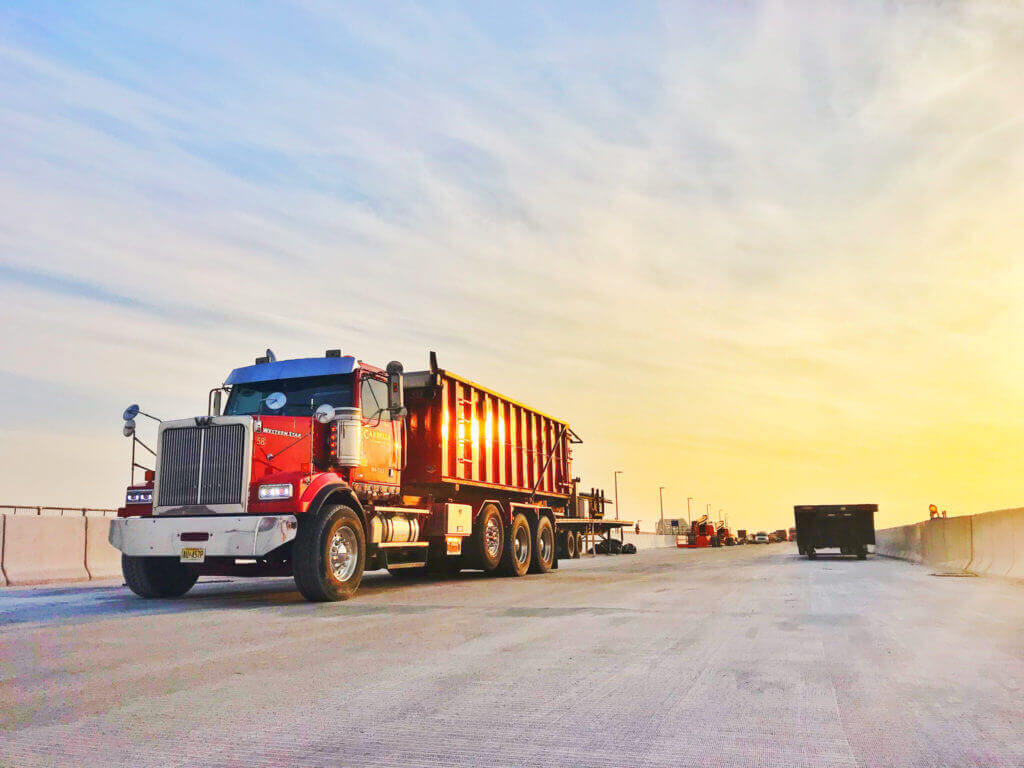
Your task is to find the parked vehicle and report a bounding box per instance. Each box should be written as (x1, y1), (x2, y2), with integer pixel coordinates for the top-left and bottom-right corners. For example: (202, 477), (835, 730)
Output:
(794, 504), (877, 560)
(681, 516), (718, 547)
(111, 350), (589, 601)
(754, 531), (769, 544)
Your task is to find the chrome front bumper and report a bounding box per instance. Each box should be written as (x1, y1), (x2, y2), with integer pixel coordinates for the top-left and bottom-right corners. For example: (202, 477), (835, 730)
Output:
(109, 515), (298, 558)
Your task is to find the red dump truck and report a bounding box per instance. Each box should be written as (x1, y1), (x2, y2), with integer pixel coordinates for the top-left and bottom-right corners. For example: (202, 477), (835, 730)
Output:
(110, 350), (607, 601)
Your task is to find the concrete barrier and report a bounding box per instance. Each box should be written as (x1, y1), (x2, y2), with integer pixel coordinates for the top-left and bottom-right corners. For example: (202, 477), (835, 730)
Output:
(878, 508), (1024, 581)
(876, 522), (920, 562)
(620, 532), (677, 550)
(968, 507), (1023, 578)
(919, 516), (973, 573)
(1, 515), (89, 585)
(85, 517), (122, 579)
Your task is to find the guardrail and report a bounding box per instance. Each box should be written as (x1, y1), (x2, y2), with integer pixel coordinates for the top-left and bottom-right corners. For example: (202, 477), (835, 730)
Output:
(0, 505), (118, 518)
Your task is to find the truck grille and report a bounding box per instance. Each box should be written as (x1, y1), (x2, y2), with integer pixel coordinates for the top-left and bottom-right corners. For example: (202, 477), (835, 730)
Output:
(157, 424), (246, 508)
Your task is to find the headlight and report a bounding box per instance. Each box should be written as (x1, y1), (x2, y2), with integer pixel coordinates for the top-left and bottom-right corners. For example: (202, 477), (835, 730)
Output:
(258, 483), (293, 501)
(125, 489), (153, 505)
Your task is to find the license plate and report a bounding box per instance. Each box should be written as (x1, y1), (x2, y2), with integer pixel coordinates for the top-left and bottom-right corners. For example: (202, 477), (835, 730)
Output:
(180, 547), (206, 563)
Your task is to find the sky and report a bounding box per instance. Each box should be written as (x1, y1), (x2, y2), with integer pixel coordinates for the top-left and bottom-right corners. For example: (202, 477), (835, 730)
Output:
(1, 1), (1023, 531)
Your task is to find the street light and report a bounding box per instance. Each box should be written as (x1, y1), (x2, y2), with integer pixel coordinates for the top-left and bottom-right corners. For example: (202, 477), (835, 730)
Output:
(613, 471), (623, 521)
(659, 486), (666, 534)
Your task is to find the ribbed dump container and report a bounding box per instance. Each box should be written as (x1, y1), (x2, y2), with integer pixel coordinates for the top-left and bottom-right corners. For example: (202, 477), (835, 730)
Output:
(403, 370), (572, 499)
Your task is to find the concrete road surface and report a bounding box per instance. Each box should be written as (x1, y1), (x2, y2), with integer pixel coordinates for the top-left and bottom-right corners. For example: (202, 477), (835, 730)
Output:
(1, 544), (1022, 767)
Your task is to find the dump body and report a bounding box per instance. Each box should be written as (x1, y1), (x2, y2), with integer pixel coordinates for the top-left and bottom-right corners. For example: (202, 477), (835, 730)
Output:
(402, 369), (572, 501)
(794, 504), (876, 559)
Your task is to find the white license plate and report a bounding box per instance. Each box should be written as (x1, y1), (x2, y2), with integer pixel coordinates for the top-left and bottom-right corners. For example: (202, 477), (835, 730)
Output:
(180, 547), (206, 563)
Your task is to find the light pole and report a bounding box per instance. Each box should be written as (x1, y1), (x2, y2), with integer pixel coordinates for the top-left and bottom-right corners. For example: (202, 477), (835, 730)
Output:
(659, 486), (666, 534)
(614, 470), (624, 543)
(687, 497), (693, 526)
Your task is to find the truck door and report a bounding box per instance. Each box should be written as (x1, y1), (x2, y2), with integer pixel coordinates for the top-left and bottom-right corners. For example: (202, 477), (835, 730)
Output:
(354, 373), (402, 489)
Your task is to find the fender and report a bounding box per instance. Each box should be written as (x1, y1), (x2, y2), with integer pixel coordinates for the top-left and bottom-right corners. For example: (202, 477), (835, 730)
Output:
(301, 476), (367, 531)
(477, 498), (507, 524)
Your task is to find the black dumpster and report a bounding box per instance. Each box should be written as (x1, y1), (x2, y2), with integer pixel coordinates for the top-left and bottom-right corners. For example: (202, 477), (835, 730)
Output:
(793, 504), (876, 560)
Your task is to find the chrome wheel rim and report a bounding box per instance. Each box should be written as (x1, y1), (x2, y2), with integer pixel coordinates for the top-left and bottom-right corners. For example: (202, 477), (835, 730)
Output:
(329, 526), (359, 582)
(539, 526), (553, 563)
(514, 525), (530, 566)
(484, 517), (501, 559)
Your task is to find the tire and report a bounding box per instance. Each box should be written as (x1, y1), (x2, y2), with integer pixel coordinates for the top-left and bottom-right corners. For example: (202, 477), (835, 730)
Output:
(622, 543), (637, 554)
(807, 548), (817, 560)
(471, 503), (504, 572)
(499, 513), (532, 577)
(565, 530), (577, 559)
(122, 555), (198, 598)
(293, 503), (365, 602)
(575, 532), (583, 559)
(857, 548), (867, 560)
(529, 516), (555, 574)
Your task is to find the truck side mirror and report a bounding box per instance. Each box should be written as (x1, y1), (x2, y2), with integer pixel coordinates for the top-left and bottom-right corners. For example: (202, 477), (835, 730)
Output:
(386, 361), (404, 414)
(212, 390), (223, 416)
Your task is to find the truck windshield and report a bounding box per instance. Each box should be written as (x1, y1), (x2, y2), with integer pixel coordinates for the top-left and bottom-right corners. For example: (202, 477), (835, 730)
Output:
(224, 374), (354, 417)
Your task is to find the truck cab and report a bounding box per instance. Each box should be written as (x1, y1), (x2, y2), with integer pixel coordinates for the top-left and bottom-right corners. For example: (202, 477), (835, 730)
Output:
(111, 352), (414, 601)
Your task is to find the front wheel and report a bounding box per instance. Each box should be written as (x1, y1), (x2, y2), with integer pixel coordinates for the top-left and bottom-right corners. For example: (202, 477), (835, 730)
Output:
(293, 504), (365, 601)
(122, 555), (198, 598)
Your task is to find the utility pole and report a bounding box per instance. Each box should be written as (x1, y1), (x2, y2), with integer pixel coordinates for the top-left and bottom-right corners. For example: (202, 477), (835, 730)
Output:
(687, 496), (693, 527)
(614, 470), (623, 544)
(659, 486), (666, 534)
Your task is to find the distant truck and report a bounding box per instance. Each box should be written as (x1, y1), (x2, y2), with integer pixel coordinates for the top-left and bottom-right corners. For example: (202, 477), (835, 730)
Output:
(793, 504), (877, 560)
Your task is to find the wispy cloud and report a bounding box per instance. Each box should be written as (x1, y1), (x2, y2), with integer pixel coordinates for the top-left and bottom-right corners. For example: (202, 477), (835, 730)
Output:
(1, 1), (1022, 525)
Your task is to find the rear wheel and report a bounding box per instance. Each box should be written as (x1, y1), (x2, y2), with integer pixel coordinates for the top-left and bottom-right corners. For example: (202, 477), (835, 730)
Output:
(529, 516), (555, 574)
(565, 530), (577, 559)
(807, 548), (817, 560)
(122, 555), (198, 598)
(293, 503), (365, 601)
(575, 532), (584, 558)
(857, 547), (867, 560)
(500, 513), (532, 577)
(470, 503), (504, 572)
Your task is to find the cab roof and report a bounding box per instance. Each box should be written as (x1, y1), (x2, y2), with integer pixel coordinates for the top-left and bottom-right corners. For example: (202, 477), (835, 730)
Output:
(225, 356), (359, 386)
